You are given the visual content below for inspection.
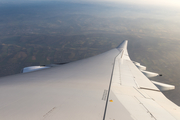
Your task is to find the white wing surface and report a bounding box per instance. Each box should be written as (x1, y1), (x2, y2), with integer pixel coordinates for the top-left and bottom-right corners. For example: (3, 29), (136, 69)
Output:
(0, 40), (180, 120)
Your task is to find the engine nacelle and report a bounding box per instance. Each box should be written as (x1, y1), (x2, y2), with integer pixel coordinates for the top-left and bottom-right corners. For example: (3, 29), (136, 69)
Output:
(21, 66), (50, 73)
(21, 63), (68, 73)
(142, 70), (162, 78)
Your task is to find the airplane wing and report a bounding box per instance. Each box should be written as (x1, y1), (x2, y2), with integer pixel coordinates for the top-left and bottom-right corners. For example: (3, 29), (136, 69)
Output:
(0, 40), (180, 120)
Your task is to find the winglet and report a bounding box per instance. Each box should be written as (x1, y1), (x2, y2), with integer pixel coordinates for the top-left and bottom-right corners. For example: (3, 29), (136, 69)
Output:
(116, 40), (128, 51)
(116, 40), (130, 60)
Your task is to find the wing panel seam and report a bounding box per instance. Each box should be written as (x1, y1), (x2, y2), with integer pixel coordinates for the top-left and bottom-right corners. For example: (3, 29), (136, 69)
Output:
(102, 50), (121, 120)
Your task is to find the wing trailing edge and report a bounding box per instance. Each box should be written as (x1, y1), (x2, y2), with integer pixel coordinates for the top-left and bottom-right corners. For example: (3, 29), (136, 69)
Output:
(106, 40), (180, 120)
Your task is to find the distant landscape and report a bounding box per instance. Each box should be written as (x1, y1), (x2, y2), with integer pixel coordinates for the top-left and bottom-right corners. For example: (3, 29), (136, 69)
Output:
(1, 1), (180, 105)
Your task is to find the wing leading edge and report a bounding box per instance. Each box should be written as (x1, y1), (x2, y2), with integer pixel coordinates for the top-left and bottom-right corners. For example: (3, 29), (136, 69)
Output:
(0, 40), (180, 120)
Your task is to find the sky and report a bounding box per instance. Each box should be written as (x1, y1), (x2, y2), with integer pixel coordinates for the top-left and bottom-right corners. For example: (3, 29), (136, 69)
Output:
(1, 0), (180, 8)
(106, 0), (180, 7)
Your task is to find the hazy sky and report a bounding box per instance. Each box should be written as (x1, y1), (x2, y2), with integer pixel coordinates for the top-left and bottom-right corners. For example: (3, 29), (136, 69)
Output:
(1, 0), (180, 8)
